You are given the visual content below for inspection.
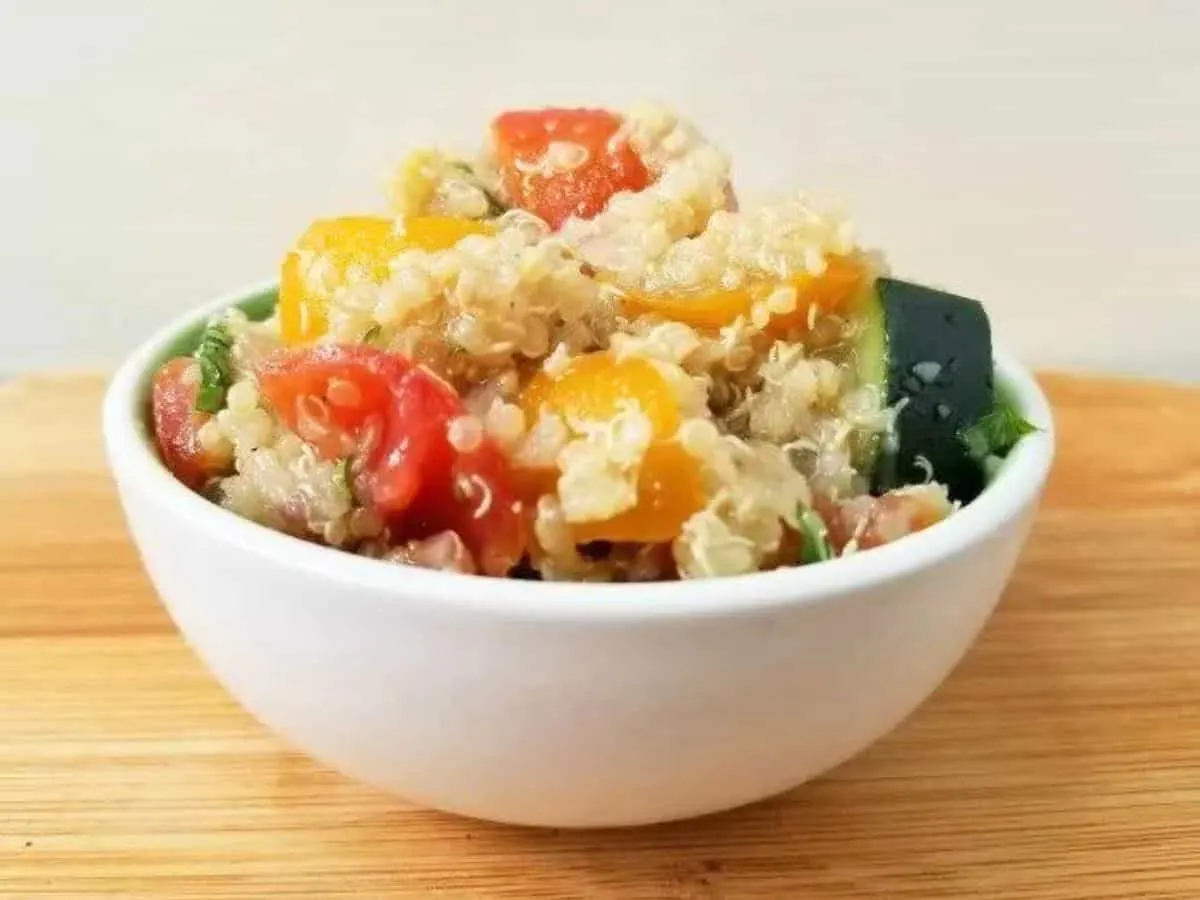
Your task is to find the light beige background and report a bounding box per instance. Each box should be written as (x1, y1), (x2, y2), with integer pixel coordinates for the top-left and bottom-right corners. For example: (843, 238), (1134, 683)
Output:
(2, 1), (1196, 378)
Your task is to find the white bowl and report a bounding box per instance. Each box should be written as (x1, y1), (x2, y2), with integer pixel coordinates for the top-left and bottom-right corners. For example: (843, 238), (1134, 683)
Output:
(103, 281), (1055, 828)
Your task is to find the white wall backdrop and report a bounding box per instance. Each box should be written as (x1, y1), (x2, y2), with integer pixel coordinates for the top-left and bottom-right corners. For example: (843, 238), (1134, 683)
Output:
(2, 0), (1197, 378)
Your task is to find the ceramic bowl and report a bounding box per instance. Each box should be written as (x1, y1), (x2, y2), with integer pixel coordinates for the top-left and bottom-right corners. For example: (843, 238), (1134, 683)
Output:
(103, 281), (1054, 828)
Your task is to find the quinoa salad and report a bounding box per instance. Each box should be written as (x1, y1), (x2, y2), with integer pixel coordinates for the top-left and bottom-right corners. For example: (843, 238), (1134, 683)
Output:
(149, 105), (1035, 581)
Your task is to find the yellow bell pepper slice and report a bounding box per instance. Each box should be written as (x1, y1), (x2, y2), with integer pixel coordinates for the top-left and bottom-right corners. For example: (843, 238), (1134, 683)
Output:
(622, 254), (867, 334)
(519, 352), (705, 544)
(520, 352), (680, 439)
(572, 441), (706, 544)
(278, 215), (494, 344)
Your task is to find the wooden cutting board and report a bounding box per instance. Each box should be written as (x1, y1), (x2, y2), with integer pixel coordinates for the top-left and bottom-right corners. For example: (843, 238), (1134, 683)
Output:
(1, 372), (1198, 899)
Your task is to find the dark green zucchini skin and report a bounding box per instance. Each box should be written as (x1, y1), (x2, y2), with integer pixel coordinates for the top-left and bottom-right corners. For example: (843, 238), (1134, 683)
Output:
(865, 278), (994, 503)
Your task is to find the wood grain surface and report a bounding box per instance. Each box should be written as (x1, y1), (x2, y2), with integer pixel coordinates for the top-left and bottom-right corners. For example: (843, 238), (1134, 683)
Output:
(1, 372), (1198, 899)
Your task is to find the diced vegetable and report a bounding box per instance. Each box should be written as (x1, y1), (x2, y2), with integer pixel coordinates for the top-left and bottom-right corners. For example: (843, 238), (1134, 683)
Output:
(402, 215), (495, 249)
(520, 353), (681, 439)
(258, 345), (527, 575)
(258, 344), (412, 459)
(491, 108), (651, 229)
(519, 352), (707, 543)
(278, 216), (493, 345)
(816, 486), (952, 554)
(279, 217), (399, 345)
(623, 285), (755, 331)
(370, 363), (528, 576)
(572, 442), (706, 544)
(855, 277), (994, 502)
(855, 487), (953, 551)
(622, 255), (867, 333)
(764, 256), (868, 335)
(150, 358), (228, 490)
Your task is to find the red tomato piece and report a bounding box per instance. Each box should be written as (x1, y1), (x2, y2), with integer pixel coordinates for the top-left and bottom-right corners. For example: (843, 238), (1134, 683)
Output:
(812, 486), (950, 554)
(491, 108), (651, 229)
(257, 345), (528, 574)
(380, 371), (528, 576)
(258, 344), (413, 460)
(367, 367), (459, 514)
(447, 442), (529, 577)
(150, 358), (225, 490)
(259, 344), (411, 434)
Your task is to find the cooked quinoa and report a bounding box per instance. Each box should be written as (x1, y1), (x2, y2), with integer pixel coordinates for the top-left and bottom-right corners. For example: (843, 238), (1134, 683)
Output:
(149, 104), (1031, 581)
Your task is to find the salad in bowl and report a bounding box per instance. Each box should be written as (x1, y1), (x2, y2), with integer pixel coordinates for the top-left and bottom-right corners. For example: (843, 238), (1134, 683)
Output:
(149, 104), (1035, 582)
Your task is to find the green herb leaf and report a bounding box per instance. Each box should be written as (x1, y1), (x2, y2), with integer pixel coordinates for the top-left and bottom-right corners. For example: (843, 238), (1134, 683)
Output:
(362, 323), (382, 345)
(797, 508), (834, 565)
(193, 321), (234, 413)
(960, 398), (1038, 462)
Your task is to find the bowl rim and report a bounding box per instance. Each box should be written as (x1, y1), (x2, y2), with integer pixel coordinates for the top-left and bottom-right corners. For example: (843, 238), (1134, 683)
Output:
(103, 278), (1055, 622)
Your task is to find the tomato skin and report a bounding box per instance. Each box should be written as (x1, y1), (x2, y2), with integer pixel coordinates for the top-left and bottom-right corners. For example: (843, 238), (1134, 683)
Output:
(258, 344), (412, 452)
(813, 486), (950, 554)
(258, 345), (528, 574)
(150, 358), (224, 490)
(375, 369), (528, 576)
(492, 108), (651, 229)
(446, 444), (529, 577)
(368, 368), (458, 514)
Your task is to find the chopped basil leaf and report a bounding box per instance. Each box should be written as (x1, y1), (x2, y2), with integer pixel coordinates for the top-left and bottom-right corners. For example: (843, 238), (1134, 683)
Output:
(797, 508), (833, 565)
(362, 323), (382, 345)
(959, 398), (1038, 462)
(193, 321), (234, 413)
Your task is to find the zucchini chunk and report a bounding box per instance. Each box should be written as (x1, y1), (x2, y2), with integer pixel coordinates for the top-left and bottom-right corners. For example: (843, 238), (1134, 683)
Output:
(856, 277), (994, 502)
